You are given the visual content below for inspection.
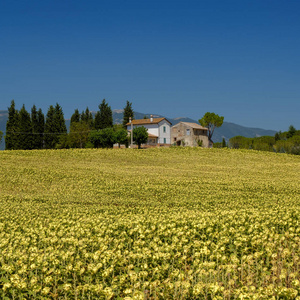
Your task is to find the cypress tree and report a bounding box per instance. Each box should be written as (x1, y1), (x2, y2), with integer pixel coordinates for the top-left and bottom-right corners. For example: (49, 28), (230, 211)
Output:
(31, 105), (39, 149)
(71, 109), (80, 125)
(44, 105), (56, 149)
(5, 100), (19, 150)
(80, 110), (86, 123)
(84, 107), (94, 128)
(55, 103), (67, 148)
(37, 108), (45, 149)
(122, 100), (134, 128)
(49, 103), (67, 149)
(54, 103), (67, 134)
(94, 99), (113, 130)
(94, 111), (101, 130)
(18, 105), (32, 150)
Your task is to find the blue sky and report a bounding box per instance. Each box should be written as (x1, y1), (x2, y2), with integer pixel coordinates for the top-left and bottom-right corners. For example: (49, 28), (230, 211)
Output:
(1, 0), (299, 131)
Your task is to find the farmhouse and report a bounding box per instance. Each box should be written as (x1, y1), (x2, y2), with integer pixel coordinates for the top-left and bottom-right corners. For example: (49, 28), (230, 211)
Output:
(126, 115), (172, 146)
(171, 122), (210, 147)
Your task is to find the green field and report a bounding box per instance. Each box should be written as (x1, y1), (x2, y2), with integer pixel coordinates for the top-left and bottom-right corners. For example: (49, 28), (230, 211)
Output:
(0, 148), (300, 299)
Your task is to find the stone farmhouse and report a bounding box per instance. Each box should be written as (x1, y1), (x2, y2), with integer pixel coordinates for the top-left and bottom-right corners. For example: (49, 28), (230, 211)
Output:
(171, 122), (210, 147)
(126, 115), (172, 146)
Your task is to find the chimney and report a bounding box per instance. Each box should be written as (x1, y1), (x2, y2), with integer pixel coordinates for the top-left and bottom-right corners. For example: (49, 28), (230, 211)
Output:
(150, 115), (153, 122)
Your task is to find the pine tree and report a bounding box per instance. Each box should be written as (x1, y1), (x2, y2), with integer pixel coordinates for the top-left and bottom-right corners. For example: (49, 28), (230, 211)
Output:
(54, 103), (67, 148)
(44, 103), (67, 149)
(222, 138), (227, 148)
(5, 100), (19, 150)
(94, 99), (113, 130)
(80, 107), (94, 128)
(44, 105), (56, 149)
(85, 107), (94, 128)
(122, 101), (134, 128)
(31, 105), (40, 149)
(71, 109), (80, 125)
(37, 108), (45, 149)
(54, 103), (67, 134)
(18, 105), (32, 150)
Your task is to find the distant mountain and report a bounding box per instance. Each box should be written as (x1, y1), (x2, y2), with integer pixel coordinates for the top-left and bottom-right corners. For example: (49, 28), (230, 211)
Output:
(112, 110), (196, 126)
(0, 109), (277, 150)
(212, 122), (277, 143)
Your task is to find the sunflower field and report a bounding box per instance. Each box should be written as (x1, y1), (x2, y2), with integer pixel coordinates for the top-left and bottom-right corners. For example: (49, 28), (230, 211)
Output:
(0, 147), (300, 299)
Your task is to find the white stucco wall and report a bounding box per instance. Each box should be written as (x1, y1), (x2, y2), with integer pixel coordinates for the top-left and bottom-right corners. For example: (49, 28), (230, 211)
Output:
(127, 120), (171, 144)
(127, 124), (159, 137)
(158, 120), (171, 144)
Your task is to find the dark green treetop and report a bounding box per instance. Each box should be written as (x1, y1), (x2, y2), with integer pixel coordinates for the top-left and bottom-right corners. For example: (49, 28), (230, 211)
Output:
(37, 108), (45, 149)
(18, 104), (32, 150)
(114, 128), (128, 148)
(5, 100), (19, 150)
(94, 99), (113, 130)
(122, 101), (134, 128)
(44, 105), (56, 149)
(44, 104), (66, 149)
(71, 109), (80, 125)
(31, 105), (45, 149)
(133, 126), (148, 149)
(89, 128), (115, 148)
(81, 107), (94, 128)
(199, 112), (224, 143)
(54, 103), (67, 134)
(287, 125), (296, 139)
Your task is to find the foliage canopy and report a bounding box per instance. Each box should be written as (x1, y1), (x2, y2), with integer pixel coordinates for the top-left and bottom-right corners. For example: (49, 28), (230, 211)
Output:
(199, 112), (224, 142)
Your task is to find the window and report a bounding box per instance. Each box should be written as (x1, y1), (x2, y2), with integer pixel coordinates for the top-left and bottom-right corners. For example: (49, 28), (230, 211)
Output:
(163, 126), (166, 133)
(164, 138), (166, 144)
(186, 129), (190, 136)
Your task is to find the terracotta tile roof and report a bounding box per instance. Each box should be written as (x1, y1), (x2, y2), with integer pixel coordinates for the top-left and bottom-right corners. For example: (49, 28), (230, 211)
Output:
(126, 117), (171, 125)
(178, 122), (208, 130)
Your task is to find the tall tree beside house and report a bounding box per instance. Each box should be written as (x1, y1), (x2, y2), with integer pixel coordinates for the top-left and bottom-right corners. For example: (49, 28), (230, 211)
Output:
(199, 112), (224, 143)
(71, 109), (80, 125)
(5, 100), (19, 150)
(133, 126), (148, 149)
(94, 99), (113, 130)
(18, 105), (32, 150)
(122, 100), (134, 128)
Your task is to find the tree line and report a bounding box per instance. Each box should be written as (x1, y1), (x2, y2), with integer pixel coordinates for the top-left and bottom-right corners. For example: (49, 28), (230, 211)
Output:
(4, 99), (143, 150)
(228, 125), (300, 155)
